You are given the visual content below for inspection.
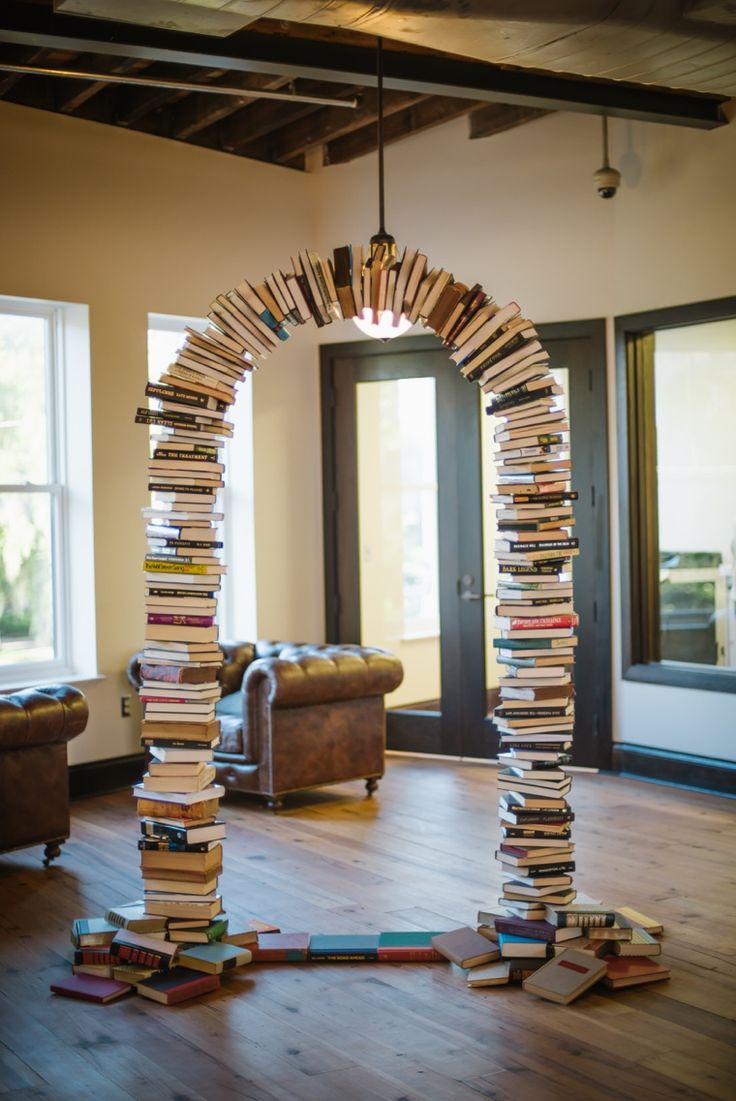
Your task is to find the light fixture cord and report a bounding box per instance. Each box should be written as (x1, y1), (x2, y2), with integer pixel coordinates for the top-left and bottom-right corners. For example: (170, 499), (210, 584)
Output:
(377, 37), (386, 236)
(602, 115), (610, 168)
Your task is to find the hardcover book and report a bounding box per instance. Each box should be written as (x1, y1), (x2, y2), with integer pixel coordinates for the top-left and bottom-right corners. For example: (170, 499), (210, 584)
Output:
(431, 928), (501, 969)
(523, 948), (607, 1005)
(136, 967), (220, 1005)
(50, 974), (133, 1004)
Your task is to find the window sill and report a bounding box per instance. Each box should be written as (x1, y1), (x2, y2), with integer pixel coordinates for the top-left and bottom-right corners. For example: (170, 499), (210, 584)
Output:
(624, 661), (736, 694)
(0, 671), (105, 694)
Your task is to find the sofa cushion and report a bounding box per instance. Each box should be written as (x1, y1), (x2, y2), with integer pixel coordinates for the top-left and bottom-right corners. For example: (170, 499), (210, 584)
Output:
(215, 692), (244, 755)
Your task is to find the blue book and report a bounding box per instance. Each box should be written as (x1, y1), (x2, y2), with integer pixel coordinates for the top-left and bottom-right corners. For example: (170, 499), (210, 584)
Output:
(498, 932), (553, 959)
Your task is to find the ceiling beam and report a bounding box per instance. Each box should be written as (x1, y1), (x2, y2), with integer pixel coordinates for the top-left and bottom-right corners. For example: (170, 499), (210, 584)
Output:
(165, 72), (293, 141)
(248, 88), (426, 166)
(56, 55), (151, 114)
(468, 104), (552, 140)
(0, 1), (728, 129)
(325, 96), (480, 166)
(192, 81), (363, 154)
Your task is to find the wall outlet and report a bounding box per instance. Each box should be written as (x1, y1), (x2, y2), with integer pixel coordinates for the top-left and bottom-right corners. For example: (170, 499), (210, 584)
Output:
(120, 695), (131, 718)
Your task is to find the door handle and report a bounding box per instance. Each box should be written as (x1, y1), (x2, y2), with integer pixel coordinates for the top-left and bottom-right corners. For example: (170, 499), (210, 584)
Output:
(458, 574), (489, 602)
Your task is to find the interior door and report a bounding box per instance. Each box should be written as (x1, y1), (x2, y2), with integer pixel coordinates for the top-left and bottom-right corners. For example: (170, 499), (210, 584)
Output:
(321, 320), (610, 767)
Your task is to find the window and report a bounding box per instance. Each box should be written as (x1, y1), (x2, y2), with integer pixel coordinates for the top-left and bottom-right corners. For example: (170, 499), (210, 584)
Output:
(147, 315), (257, 643)
(0, 296), (95, 687)
(617, 297), (736, 692)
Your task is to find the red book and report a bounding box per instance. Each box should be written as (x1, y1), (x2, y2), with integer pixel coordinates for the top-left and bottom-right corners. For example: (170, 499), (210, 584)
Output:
(146, 614), (215, 627)
(504, 615), (579, 630)
(376, 946), (445, 961)
(50, 974), (133, 1004)
(603, 955), (671, 988)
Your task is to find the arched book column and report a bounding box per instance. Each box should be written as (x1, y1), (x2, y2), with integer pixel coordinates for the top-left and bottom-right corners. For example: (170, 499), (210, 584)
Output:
(129, 243), (579, 988)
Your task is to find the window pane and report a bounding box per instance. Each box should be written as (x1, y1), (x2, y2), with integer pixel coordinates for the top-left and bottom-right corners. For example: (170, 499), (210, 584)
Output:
(654, 319), (736, 669)
(0, 312), (49, 483)
(356, 377), (441, 710)
(0, 493), (55, 665)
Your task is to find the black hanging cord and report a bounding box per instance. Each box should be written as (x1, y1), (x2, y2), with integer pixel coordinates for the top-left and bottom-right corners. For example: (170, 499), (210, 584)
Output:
(376, 36), (386, 236)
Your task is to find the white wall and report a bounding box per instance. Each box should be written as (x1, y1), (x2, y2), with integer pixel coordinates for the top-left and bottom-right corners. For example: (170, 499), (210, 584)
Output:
(0, 100), (322, 764)
(2, 98), (735, 764)
(311, 109), (736, 762)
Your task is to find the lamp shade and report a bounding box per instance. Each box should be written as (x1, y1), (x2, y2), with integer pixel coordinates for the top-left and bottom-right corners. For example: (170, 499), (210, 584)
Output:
(353, 308), (412, 341)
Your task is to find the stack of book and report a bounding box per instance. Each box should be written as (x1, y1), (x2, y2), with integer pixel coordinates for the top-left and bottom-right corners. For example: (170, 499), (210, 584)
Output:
(449, 299), (578, 921)
(472, 904), (668, 1000)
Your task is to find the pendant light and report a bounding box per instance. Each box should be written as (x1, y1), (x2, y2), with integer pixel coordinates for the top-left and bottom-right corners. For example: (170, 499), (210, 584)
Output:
(353, 38), (412, 340)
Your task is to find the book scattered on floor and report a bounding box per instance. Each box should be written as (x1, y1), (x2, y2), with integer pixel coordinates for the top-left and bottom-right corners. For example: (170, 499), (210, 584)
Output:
(248, 919), (281, 934)
(251, 933), (311, 962)
(70, 918), (118, 948)
(178, 943), (252, 973)
(376, 932), (445, 961)
(616, 906), (664, 936)
(221, 928), (259, 947)
(522, 948), (607, 1005)
(431, 928), (501, 969)
(603, 955), (671, 988)
(50, 974), (133, 1004)
(136, 967), (221, 1005)
(612, 927), (661, 956)
(466, 961), (511, 987)
(309, 935), (379, 961)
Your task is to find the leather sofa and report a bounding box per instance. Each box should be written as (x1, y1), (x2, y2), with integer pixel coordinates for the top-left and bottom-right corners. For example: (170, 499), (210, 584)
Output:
(129, 641), (403, 809)
(0, 685), (89, 863)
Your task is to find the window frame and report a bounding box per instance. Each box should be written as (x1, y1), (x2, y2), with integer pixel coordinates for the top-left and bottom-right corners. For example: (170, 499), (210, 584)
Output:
(615, 295), (736, 694)
(0, 296), (89, 688)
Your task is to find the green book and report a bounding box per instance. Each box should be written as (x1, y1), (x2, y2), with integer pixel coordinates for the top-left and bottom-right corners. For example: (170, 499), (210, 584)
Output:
(70, 918), (118, 948)
(309, 934), (379, 961)
(493, 638), (563, 650)
(178, 942), (252, 974)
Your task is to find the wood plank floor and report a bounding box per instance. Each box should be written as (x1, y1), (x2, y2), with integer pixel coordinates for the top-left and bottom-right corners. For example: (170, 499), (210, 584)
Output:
(1, 756), (735, 1101)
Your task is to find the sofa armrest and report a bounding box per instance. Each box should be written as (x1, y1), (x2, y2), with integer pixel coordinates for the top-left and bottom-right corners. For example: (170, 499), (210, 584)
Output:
(0, 686), (89, 750)
(243, 645), (403, 711)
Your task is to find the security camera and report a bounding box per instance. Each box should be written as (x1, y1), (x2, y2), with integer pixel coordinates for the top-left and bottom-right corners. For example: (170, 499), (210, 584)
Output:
(593, 164), (621, 199)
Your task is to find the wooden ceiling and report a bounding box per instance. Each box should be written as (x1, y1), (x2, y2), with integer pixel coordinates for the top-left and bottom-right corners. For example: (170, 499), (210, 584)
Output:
(0, 1), (729, 171)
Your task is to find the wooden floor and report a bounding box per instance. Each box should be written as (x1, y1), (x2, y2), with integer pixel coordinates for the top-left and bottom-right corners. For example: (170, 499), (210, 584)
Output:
(1, 757), (735, 1101)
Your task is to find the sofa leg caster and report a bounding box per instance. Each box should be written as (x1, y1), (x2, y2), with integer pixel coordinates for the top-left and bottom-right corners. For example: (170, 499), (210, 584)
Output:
(43, 840), (63, 866)
(365, 778), (379, 797)
(266, 797), (283, 813)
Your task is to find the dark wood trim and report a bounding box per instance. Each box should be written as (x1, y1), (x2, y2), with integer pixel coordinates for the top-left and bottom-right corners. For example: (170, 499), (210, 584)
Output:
(384, 711), (443, 755)
(616, 296), (736, 693)
(69, 753), (145, 799)
(536, 318), (611, 768)
(0, 1), (728, 128)
(611, 743), (736, 796)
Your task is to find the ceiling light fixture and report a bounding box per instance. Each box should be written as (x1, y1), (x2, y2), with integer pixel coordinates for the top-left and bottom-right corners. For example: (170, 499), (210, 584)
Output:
(353, 38), (412, 341)
(593, 116), (621, 199)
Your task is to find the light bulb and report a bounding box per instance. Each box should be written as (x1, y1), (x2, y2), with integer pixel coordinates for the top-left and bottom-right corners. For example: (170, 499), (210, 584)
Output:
(352, 307), (412, 341)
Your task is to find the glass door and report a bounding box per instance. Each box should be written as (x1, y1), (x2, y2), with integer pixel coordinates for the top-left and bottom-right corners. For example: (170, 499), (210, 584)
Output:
(322, 321), (609, 767)
(323, 337), (486, 757)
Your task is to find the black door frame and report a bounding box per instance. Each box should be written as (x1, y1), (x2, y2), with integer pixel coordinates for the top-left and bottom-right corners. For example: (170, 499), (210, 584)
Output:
(320, 319), (611, 767)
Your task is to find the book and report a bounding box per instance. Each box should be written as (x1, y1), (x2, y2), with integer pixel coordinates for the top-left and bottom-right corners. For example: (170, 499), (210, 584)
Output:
(143, 896), (223, 920)
(431, 928), (500, 969)
(466, 961), (511, 987)
(616, 906), (664, 935)
(522, 949), (607, 1004)
(136, 967), (220, 1005)
(178, 943), (252, 973)
(603, 956), (671, 988)
(376, 931), (445, 961)
(105, 903), (168, 934)
(494, 916), (584, 945)
(545, 906), (616, 929)
(250, 933), (310, 962)
(308, 934), (379, 961)
(110, 929), (178, 970)
(140, 819), (226, 845)
(221, 928), (259, 948)
(50, 974), (133, 1004)
(70, 918), (118, 948)
(497, 933), (554, 959)
(613, 928), (661, 956)
(168, 917), (229, 944)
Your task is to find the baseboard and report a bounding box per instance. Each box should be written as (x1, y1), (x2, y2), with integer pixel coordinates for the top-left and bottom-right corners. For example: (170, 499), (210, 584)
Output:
(611, 744), (736, 796)
(69, 753), (146, 799)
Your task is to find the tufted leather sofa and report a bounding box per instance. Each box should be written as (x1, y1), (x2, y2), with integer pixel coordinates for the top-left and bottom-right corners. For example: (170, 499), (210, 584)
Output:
(128, 641), (404, 809)
(0, 685), (89, 862)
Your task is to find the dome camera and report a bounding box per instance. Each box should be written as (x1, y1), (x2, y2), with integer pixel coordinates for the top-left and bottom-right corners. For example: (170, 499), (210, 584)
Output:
(593, 164), (621, 199)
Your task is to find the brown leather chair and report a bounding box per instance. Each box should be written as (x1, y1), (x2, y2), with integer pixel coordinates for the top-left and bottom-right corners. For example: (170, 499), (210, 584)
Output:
(0, 685), (89, 863)
(129, 641), (403, 809)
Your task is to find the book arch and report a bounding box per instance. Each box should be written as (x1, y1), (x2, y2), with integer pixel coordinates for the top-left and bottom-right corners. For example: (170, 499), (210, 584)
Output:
(132, 244), (577, 974)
